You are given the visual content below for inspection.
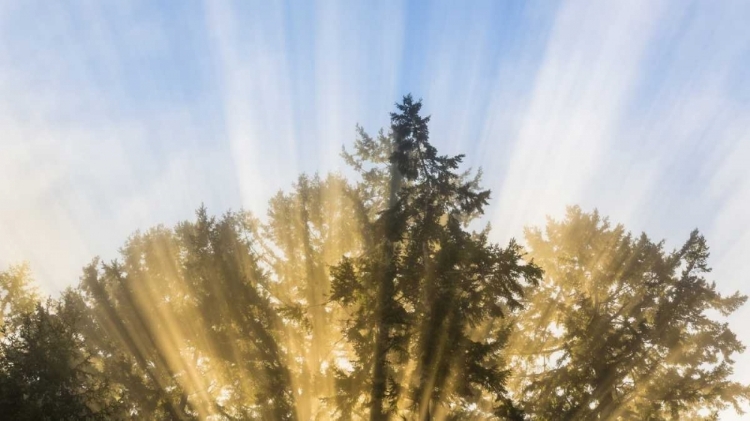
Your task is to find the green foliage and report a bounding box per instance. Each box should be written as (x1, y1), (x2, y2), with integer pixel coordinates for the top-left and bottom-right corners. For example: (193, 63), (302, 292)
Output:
(0, 264), (39, 335)
(510, 206), (750, 420)
(264, 173), (364, 419)
(78, 209), (299, 420)
(330, 95), (542, 420)
(0, 99), (747, 421)
(0, 290), (116, 420)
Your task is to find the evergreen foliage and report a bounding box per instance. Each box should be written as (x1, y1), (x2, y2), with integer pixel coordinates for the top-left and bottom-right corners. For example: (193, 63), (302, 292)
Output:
(510, 207), (750, 420)
(0, 291), (116, 420)
(0, 98), (746, 420)
(330, 95), (542, 420)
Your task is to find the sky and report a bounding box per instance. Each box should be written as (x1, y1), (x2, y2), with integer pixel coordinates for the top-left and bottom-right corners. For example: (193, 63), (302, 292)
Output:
(0, 0), (749, 416)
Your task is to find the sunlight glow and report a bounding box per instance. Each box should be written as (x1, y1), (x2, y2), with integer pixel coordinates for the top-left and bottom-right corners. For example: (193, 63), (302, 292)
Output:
(0, 0), (748, 419)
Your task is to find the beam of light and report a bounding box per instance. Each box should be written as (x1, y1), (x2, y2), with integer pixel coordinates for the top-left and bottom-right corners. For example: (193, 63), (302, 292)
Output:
(489, 0), (664, 240)
(0, 0), (748, 419)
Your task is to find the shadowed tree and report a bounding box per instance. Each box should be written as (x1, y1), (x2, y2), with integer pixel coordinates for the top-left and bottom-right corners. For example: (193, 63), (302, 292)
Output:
(78, 209), (299, 420)
(264, 173), (364, 419)
(330, 95), (542, 420)
(79, 256), (193, 420)
(509, 206), (750, 420)
(0, 288), (118, 420)
(75, 176), (365, 421)
(2, 99), (748, 421)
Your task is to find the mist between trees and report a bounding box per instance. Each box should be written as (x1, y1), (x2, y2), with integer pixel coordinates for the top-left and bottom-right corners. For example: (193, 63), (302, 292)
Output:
(1, 96), (748, 421)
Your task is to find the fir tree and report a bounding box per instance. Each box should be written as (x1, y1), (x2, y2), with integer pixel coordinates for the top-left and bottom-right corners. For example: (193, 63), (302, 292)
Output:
(0, 264), (39, 336)
(331, 95), (542, 420)
(0, 290), (117, 420)
(79, 209), (299, 420)
(1, 98), (747, 421)
(264, 173), (363, 419)
(510, 206), (750, 420)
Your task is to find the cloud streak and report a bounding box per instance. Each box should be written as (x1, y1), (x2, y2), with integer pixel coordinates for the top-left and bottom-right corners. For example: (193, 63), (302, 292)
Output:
(0, 3), (748, 416)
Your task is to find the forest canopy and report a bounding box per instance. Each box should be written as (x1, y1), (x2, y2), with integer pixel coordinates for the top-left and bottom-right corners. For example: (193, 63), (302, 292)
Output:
(0, 96), (747, 420)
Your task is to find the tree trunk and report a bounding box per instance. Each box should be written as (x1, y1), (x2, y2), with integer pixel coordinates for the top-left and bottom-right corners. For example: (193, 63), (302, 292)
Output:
(370, 151), (402, 421)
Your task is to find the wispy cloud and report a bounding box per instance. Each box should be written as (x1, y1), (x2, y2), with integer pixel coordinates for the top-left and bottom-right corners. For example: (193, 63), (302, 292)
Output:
(479, 2), (750, 416)
(204, 0), (405, 214)
(0, 1), (238, 290)
(488, 0), (664, 238)
(1, 4), (748, 414)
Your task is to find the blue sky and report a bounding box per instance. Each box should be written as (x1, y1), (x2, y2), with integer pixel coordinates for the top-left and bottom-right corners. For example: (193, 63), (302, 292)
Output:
(1, 1), (749, 415)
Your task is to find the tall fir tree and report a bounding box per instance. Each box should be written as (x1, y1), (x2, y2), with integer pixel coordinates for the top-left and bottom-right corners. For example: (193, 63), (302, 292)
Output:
(331, 95), (542, 420)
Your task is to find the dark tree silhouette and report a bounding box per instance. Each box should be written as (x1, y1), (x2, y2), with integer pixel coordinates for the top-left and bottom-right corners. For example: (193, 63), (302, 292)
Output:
(0, 100), (747, 421)
(0, 290), (117, 420)
(330, 95), (542, 420)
